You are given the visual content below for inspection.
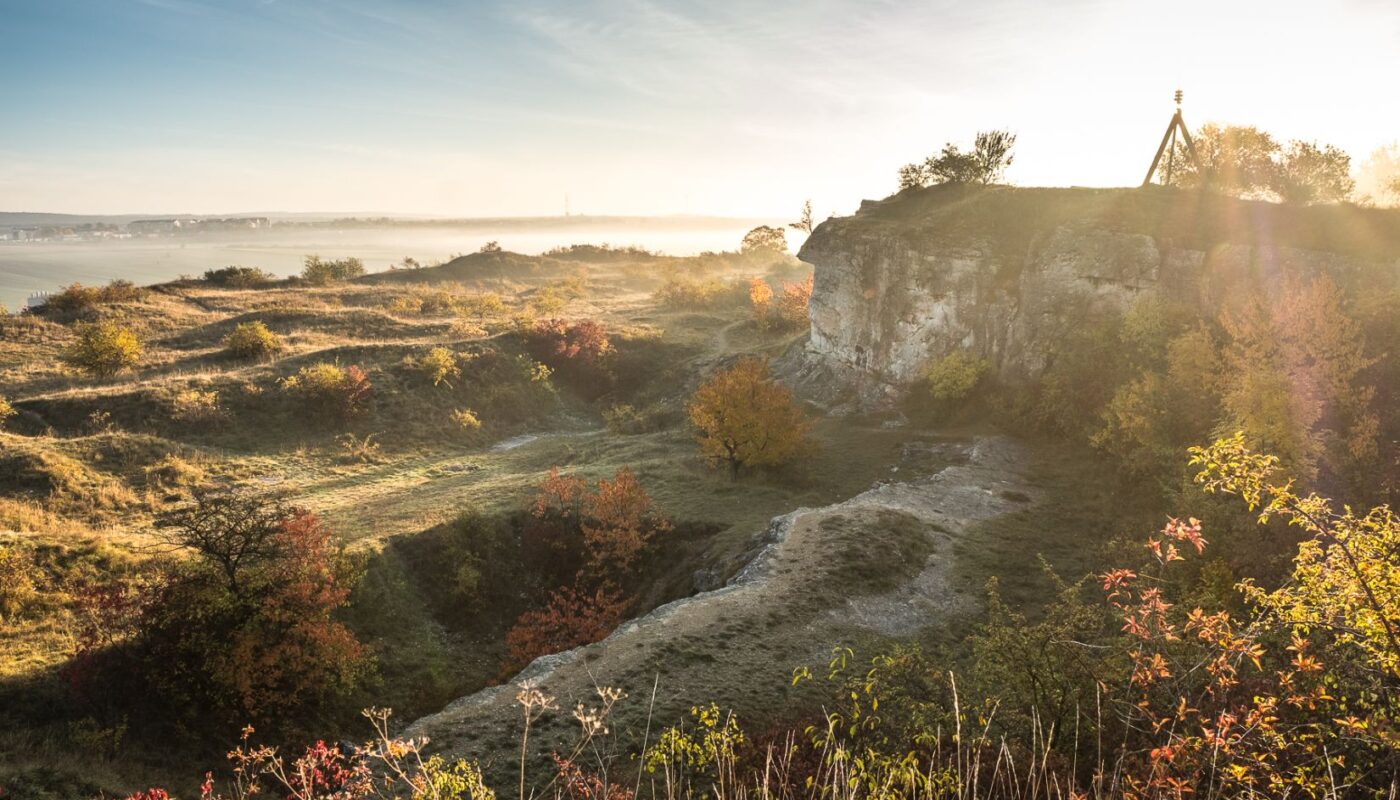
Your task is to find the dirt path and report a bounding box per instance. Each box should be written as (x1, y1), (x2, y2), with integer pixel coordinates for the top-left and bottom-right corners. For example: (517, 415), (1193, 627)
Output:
(270, 428), (604, 542)
(405, 435), (1033, 772)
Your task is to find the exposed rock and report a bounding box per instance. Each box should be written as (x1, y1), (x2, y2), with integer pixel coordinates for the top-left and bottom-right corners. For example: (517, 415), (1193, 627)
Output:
(793, 185), (1400, 407)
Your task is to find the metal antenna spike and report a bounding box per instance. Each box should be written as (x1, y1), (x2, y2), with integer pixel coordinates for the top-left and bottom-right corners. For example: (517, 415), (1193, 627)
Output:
(1174, 89), (1183, 106)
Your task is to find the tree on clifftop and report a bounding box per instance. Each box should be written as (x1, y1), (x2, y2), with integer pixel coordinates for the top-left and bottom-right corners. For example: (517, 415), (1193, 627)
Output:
(898, 129), (1017, 189)
(688, 357), (812, 477)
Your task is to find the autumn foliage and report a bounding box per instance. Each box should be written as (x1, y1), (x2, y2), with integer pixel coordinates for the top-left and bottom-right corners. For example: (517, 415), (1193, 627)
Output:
(281, 362), (373, 420)
(748, 275), (811, 329)
(524, 466), (671, 580)
(504, 583), (630, 673)
(66, 492), (367, 726)
(688, 358), (812, 476)
(506, 467), (670, 673)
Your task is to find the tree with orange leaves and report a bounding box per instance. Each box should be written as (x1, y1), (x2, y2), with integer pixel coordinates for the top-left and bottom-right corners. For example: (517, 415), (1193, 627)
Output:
(688, 358), (812, 477)
(133, 494), (367, 721)
(524, 467), (670, 583)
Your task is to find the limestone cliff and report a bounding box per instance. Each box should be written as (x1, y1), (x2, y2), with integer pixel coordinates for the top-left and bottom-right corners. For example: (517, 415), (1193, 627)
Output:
(794, 185), (1400, 406)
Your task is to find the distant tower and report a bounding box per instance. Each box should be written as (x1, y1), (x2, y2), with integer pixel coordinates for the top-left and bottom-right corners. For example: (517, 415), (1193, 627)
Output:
(565, 193), (571, 217)
(1142, 89), (1202, 187)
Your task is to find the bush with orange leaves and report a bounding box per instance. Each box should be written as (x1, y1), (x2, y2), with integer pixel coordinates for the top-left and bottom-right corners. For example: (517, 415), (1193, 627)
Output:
(507, 467), (670, 673)
(524, 318), (614, 396)
(523, 466), (672, 583)
(1098, 434), (1400, 796)
(503, 583), (631, 674)
(748, 278), (773, 325)
(776, 275), (813, 327)
(748, 275), (811, 330)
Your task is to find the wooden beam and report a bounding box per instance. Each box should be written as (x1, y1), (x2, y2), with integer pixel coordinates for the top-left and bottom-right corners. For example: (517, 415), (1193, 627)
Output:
(1142, 110), (1180, 187)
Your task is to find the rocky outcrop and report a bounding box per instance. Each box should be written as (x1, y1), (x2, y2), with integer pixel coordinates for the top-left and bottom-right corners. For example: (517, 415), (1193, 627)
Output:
(794, 185), (1400, 407)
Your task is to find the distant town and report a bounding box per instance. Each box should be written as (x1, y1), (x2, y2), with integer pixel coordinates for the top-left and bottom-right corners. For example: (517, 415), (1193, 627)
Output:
(1, 216), (271, 242)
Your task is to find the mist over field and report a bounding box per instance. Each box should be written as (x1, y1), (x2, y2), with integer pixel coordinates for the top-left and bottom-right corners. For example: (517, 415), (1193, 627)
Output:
(0, 220), (772, 311)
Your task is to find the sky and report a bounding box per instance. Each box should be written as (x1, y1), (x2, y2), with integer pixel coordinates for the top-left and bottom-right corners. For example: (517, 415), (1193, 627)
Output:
(2, 0), (1399, 218)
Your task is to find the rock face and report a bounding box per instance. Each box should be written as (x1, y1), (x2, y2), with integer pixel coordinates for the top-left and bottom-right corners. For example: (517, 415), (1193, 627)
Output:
(794, 185), (1400, 407)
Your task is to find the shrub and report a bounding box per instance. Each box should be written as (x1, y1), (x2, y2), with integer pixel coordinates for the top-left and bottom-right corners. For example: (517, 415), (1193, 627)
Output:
(458, 292), (506, 321)
(281, 362), (373, 419)
(170, 388), (224, 424)
(418, 289), (457, 315)
(406, 346), (462, 387)
(688, 358), (812, 476)
(450, 407), (481, 432)
(776, 275), (813, 327)
(202, 266), (274, 288)
(503, 583), (629, 674)
(749, 277), (773, 325)
(524, 319), (614, 394)
(301, 255), (365, 285)
(41, 280), (145, 315)
(923, 350), (990, 404)
(0, 394), (14, 429)
(62, 320), (143, 377)
(223, 320), (284, 360)
(654, 275), (734, 309)
(602, 403), (643, 434)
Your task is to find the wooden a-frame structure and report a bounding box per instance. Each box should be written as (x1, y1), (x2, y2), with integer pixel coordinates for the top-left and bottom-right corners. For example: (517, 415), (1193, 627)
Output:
(1142, 90), (1203, 187)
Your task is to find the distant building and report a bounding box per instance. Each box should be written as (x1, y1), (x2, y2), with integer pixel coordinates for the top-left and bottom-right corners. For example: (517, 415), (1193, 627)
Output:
(27, 291), (51, 310)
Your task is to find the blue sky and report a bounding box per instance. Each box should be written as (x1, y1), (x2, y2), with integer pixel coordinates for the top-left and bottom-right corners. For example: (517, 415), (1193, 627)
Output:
(3, 0), (1399, 216)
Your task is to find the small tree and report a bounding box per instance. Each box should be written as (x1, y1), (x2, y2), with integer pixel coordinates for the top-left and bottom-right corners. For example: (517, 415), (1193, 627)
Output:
(146, 495), (367, 718)
(0, 395), (14, 429)
(740, 226), (788, 256)
(897, 162), (931, 190)
(157, 489), (294, 598)
(1273, 140), (1355, 204)
(789, 199), (815, 234)
(63, 321), (143, 377)
(925, 142), (982, 184)
(688, 358), (812, 477)
(223, 320), (284, 360)
(970, 130), (1017, 184)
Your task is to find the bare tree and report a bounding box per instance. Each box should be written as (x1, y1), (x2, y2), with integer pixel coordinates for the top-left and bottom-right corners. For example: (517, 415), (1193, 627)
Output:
(156, 489), (296, 598)
(789, 200), (815, 234)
